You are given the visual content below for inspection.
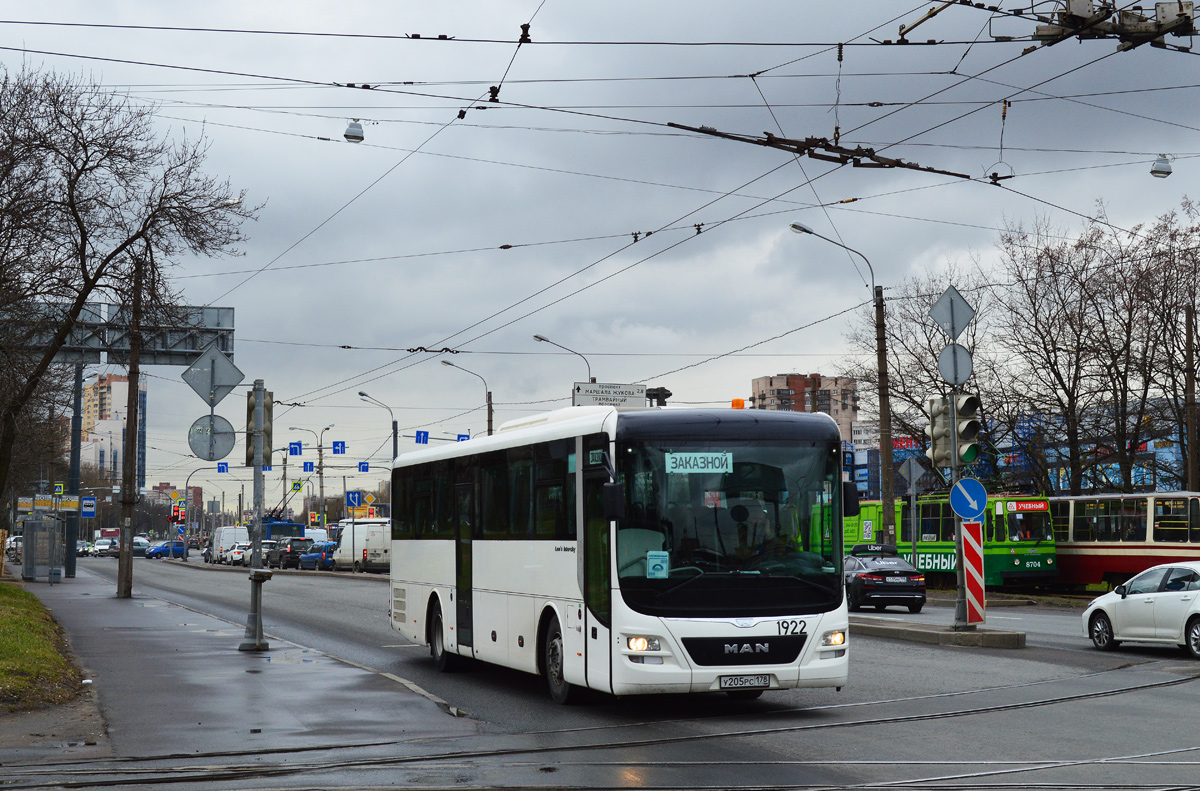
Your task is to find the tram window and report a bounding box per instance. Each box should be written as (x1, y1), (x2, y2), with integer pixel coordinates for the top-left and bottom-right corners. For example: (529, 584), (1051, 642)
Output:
(1191, 499), (1200, 543)
(1120, 498), (1146, 542)
(899, 505), (912, 542)
(1074, 500), (1095, 542)
(1154, 499), (1189, 543)
(919, 503), (941, 542)
(1095, 500), (1120, 542)
(940, 502), (955, 542)
(1049, 501), (1070, 542)
(985, 509), (996, 542)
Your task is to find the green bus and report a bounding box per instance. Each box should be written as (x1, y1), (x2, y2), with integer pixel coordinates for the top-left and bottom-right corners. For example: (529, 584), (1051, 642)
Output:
(843, 493), (1055, 587)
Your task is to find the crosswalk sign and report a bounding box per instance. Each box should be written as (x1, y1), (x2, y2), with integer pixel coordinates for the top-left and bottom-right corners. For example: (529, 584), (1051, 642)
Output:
(291, 481), (303, 492)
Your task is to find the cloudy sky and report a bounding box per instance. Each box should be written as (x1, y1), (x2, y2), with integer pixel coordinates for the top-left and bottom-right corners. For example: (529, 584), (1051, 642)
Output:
(9, 2), (1197, 505)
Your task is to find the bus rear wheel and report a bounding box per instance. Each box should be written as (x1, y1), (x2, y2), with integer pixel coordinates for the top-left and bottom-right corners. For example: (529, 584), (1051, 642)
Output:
(430, 600), (462, 672)
(543, 614), (583, 704)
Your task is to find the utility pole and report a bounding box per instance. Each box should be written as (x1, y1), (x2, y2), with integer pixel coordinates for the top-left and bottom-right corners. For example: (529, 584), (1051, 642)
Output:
(117, 260), (144, 599)
(239, 379), (270, 651)
(875, 285), (896, 545)
(1187, 302), (1197, 491)
(318, 439), (326, 529)
(65, 363), (82, 578)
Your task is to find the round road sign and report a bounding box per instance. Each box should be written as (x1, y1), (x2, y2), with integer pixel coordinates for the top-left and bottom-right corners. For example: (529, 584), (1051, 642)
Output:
(938, 343), (973, 387)
(188, 414), (237, 461)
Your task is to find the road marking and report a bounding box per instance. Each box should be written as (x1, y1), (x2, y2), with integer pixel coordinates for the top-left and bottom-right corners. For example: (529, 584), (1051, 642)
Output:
(380, 643), (423, 648)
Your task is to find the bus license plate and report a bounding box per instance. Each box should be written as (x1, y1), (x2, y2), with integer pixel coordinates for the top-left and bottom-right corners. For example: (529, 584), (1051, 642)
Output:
(719, 674), (770, 690)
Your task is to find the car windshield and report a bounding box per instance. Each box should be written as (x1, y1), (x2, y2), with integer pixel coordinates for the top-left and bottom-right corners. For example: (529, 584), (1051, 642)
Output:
(615, 437), (843, 617)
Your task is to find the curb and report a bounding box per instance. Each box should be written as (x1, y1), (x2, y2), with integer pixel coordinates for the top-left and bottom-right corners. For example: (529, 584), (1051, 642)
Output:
(850, 615), (1026, 648)
(160, 558), (389, 581)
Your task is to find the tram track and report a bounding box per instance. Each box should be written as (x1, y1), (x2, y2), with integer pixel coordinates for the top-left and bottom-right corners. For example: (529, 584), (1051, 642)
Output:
(4, 669), (1197, 789)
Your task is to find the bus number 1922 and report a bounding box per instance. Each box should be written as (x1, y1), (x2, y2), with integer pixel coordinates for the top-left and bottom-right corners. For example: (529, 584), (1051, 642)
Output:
(778, 619), (806, 635)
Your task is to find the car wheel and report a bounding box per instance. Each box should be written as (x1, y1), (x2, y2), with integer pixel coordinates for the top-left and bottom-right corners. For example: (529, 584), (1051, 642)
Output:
(543, 613), (584, 704)
(330, 561), (337, 572)
(846, 586), (861, 612)
(909, 603), (924, 614)
(1186, 616), (1200, 660)
(429, 600), (463, 672)
(726, 689), (764, 700)
(1090, 612), (1120, 651)
(353, 561), (361, 573)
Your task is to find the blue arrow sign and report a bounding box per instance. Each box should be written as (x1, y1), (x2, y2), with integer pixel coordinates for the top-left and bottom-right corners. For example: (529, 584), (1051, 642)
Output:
(358, 462), (369, 472)
(347, 491), (362, 508)
(415, 431), (429, 445)
(217, 462), (229, 473)
(262, 465), (272, 472)
(289, 441), (302, 456)
(81, 496), (97, 518)
(332, 441), (346, 455)
(950, 477), (987, 521)
(303, 461), (314, 472)
(457, 434), (469, 442)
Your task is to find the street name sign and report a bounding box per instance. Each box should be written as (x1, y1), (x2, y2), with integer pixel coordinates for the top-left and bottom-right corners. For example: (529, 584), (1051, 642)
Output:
(572, 382), (646, 407)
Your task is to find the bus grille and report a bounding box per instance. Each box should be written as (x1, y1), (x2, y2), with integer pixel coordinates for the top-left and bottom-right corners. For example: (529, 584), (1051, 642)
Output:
(681, 634), (807, 666)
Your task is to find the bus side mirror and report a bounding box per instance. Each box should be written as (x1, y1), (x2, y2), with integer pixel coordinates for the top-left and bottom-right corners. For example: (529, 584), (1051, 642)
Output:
(603, 482), (626, 521)
(842, 481), (860, 518)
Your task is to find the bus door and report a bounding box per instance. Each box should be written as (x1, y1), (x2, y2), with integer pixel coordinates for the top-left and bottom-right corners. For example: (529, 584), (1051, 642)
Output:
(455, 482), (474, 650)
(582, 439), (612, 693)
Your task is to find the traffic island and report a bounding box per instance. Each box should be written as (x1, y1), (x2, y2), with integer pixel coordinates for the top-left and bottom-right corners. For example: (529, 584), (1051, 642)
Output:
(850, 615), (1026, 648)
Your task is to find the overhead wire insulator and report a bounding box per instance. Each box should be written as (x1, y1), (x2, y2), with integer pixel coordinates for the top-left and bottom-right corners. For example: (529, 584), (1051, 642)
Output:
(519, 23), (532, 44)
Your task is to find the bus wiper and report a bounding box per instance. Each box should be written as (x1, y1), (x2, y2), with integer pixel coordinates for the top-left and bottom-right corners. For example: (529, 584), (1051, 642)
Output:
(654, 568), (705, 599)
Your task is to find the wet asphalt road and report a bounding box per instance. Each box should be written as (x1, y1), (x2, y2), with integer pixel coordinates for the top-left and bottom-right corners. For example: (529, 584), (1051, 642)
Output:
(67, 556), (1200, 790)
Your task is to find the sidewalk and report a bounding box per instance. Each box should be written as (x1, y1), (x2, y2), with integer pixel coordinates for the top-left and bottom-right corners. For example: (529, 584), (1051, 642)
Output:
(2, 566), (475, 764)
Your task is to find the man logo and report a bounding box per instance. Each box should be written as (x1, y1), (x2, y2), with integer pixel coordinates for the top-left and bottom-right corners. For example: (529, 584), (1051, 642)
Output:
(725, 643), (769, 654)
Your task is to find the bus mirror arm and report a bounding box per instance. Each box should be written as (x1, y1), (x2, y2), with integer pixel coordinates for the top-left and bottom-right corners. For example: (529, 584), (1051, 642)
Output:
(842, 481), (861, 518)
(603, 482), (626, 521)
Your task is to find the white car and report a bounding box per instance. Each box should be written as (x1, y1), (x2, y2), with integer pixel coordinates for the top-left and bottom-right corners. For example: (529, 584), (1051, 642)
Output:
(1083, 561), (1200, 658)
(227, 542), (252, 566)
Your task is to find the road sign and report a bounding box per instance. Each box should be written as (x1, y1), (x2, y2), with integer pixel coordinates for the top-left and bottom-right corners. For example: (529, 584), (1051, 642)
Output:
(415, 431), (429, 445)
(898, 458), (924, 495)
(303, 461), (314, 472)
(358, 462), (369, 472)
(963, 520), (986, 624)
(332, 441), (346, 454)
(364, 493), (375, 505)
(262, 465), (272, 472)
(81, 496), (97, 518)
(457, 434), (469, 442)
(928, 285), (975, 342)
(347, 491), (363, 508)
(937, 343), (973, 387)
(291, 481), (303, 492)
(289, 441), (302, 456)
(218, 462), (229, 473)
(170, 490), (182, 501)
(187, 414), (236, 461)
(54, 483), (64, 495)
(572, 382), (647, 407)
(177, 524), (185, 538)
(950, 478), (987, 521)
(181, 344), (244, 407)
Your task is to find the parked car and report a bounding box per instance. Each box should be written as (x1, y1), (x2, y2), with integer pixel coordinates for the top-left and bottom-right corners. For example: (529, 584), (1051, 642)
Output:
(146, 539), (187, 559)
(266, 537), (314, 569)
(1083, 561), (1200, 658)
(843, 543), (926, 613)
(298, 541), (337, 571)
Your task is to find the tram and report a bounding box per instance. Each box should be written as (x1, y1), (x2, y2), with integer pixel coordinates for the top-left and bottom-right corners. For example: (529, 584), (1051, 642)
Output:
(843, 493), (1055, 587)
(1048, 492), (1200, 588)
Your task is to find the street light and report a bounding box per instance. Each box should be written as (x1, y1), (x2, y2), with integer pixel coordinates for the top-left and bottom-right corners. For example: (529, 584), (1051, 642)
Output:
(789, 221), (896, 546)
(534, 334), (595, 383)
(1151, 154), (1173, 178)
(358, 391), (398, 463)
(289, 423), (334, 530)
(441, 360), (493, 435)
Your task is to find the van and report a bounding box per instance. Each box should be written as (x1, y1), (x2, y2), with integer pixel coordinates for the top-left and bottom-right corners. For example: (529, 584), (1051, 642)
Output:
(211, 525), (249, 564)
(304, 527), (329, 543)
(333, 518), (390, 573)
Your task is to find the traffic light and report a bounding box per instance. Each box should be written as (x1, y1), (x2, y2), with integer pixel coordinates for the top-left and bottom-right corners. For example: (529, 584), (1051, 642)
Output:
(924, 396), (953, 467)
(954, 394), (982, 464)
(245, 389), (275, 466)
(171, 503), (180, 523)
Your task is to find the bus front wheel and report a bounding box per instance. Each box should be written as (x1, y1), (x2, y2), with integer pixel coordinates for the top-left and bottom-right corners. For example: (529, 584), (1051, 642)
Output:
(543, 614), (584, 704)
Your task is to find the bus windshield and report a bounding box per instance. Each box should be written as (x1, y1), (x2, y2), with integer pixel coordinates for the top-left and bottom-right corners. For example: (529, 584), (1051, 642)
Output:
(615, 438), (842, 618)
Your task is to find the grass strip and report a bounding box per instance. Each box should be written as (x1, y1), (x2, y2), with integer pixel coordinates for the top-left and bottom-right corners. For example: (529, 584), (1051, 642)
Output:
(0, 581), (82, 712)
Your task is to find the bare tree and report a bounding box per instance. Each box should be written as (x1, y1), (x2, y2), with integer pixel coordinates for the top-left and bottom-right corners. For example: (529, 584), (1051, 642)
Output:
(0, 66), (256, 533)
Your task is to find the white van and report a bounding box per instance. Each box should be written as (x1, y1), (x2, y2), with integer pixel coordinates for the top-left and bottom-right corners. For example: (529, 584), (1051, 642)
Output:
(333, 518), (390, 573)
(304, 527), (329, 543)
(211, 525), (249, 564)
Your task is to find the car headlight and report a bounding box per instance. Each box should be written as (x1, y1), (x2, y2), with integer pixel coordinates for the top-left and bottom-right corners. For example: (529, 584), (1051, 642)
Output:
(820, 630), (846, 647)
(627, 636), (661, 652)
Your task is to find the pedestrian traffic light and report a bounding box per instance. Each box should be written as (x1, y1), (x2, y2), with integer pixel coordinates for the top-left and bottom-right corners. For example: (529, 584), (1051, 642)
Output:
(924, 396), (953, 467)
(954, 394), (982, 464)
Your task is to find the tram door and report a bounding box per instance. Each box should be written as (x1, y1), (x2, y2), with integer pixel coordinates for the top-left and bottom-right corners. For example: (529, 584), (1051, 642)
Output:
(455, 482), (474, 649)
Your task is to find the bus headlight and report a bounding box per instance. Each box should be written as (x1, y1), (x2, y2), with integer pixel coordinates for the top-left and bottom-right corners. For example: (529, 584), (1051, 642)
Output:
(820, 630), (846, 647)
(627, 636), (660, 652)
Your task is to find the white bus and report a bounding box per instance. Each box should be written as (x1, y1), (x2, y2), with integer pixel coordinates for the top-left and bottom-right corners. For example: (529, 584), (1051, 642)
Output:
(389, 406), (854, 703)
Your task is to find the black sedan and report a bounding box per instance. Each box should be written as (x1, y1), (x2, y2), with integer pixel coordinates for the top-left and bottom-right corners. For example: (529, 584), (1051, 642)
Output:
(844, 544), (926, 613)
